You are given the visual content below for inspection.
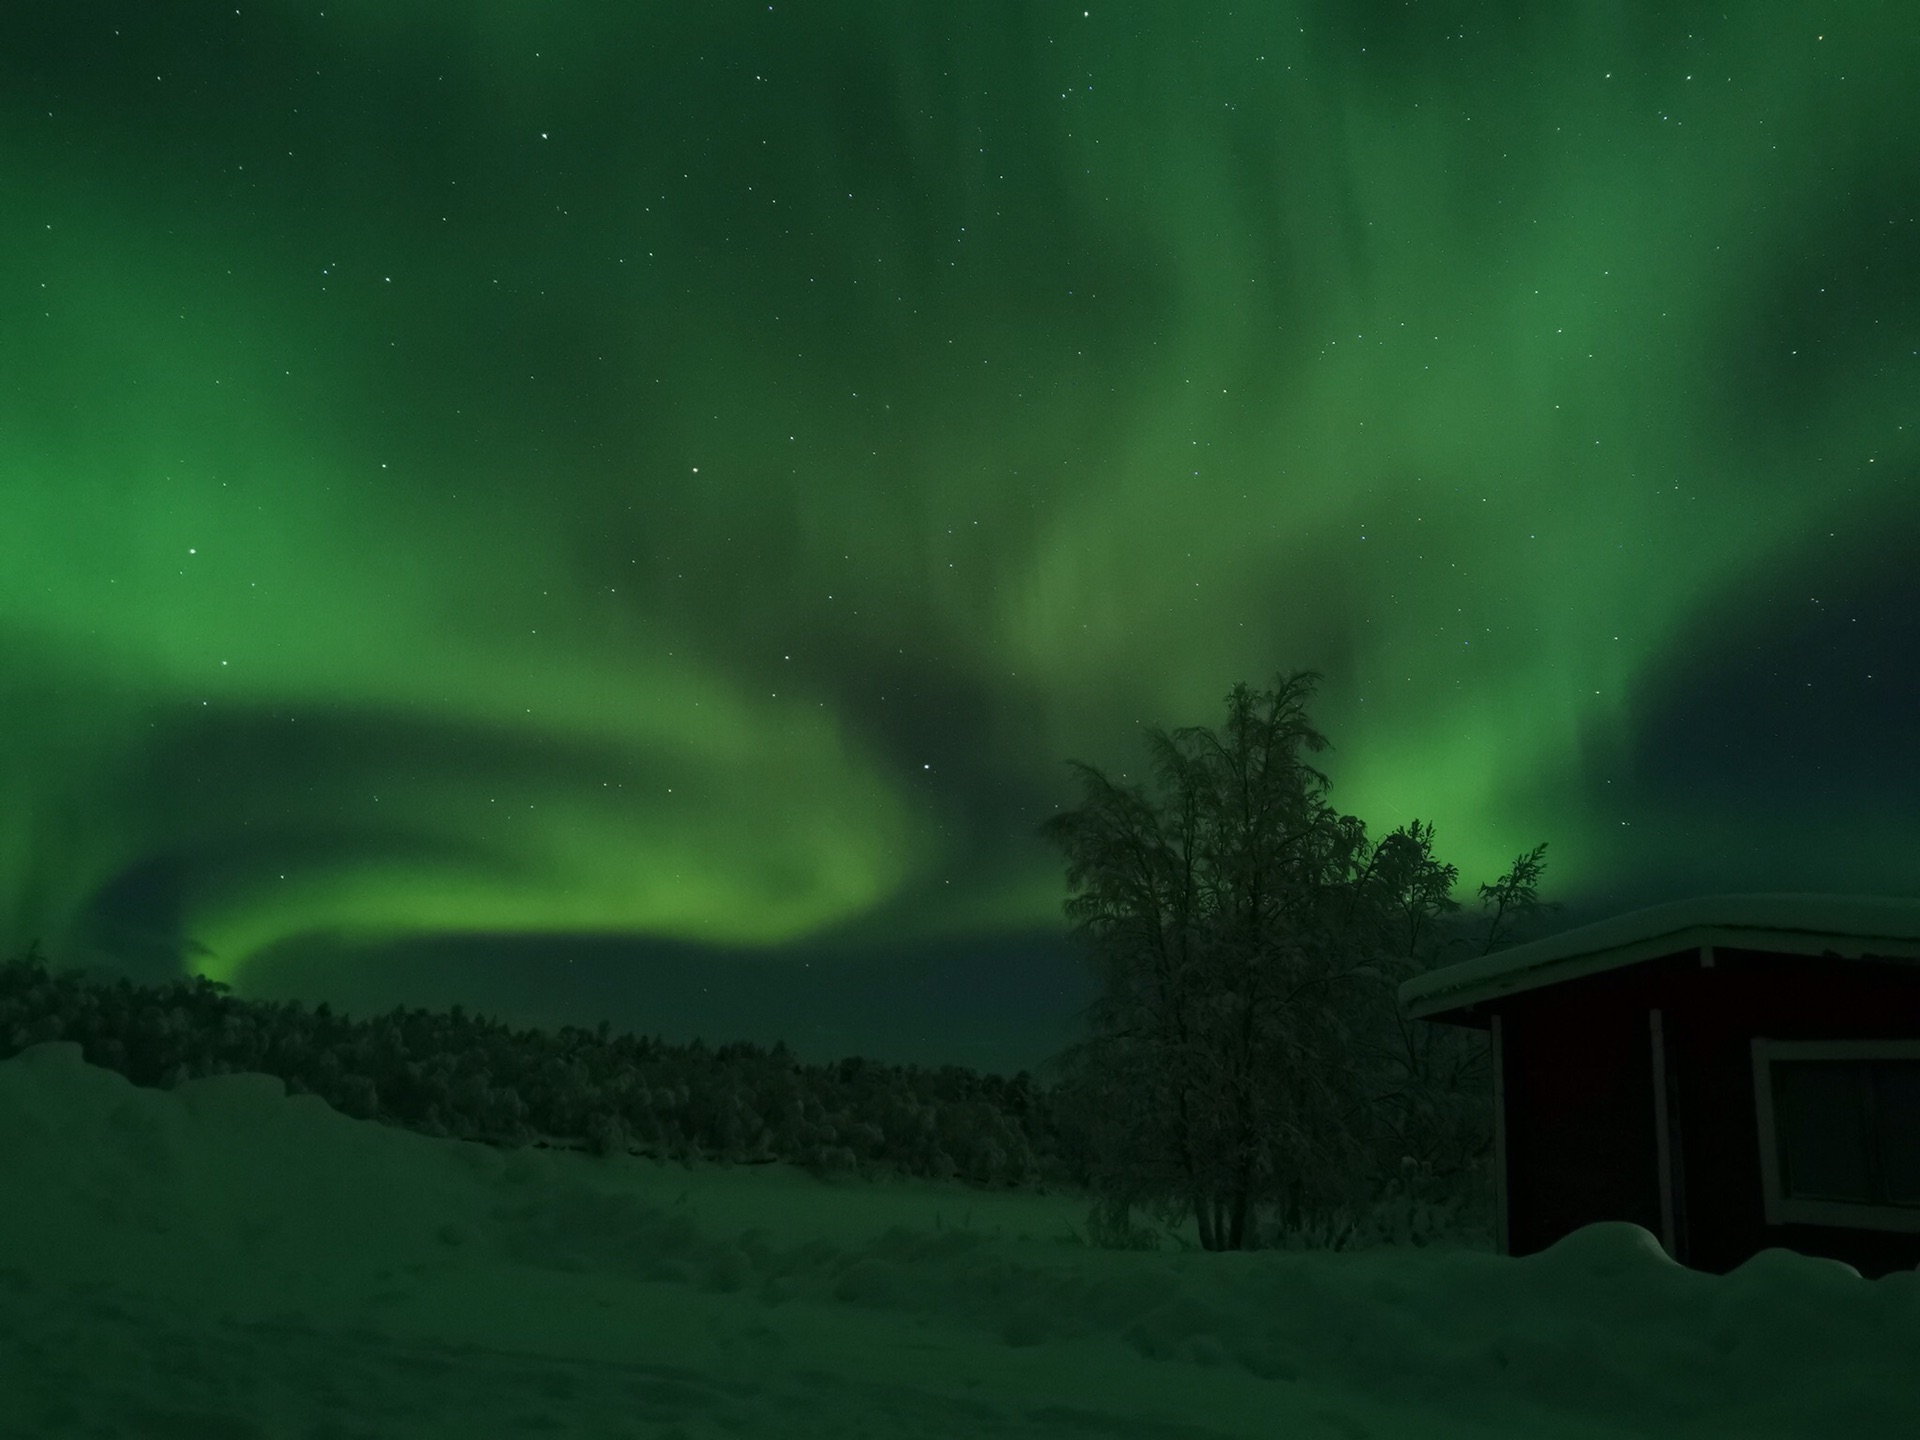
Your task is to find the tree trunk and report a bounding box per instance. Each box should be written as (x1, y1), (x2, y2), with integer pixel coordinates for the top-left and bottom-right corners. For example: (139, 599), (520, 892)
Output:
(1194, 1186), (1219, 1250)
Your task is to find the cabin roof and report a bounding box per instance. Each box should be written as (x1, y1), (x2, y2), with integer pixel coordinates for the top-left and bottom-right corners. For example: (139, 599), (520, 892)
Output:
(1398, 892), (1920, 1023)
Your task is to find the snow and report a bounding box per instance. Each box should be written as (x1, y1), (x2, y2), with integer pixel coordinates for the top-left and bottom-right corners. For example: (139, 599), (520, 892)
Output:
(3, 1041), (1916, 1439)
(1402, 892), (1920, 1020)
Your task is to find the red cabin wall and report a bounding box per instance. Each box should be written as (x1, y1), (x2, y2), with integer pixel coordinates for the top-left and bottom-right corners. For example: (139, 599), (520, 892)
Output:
(1483, 947), (1920, 1278)
(1660, 949), (1920, 1279)
(1498, 966), (1664, 1257)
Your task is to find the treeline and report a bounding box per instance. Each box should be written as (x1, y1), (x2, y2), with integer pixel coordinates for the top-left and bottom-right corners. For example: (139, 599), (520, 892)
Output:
(0, 942), (1066, 1193)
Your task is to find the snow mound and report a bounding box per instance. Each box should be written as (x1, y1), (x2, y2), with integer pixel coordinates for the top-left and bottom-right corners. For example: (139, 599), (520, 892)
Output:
(3, 1042), (1917, 1440)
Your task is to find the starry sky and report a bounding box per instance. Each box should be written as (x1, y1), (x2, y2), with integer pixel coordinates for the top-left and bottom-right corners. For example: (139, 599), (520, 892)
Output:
(3, 1), (1916, 1076)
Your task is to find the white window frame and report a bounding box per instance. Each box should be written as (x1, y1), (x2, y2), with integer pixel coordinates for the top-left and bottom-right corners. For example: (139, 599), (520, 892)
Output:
(1750, 1037), (1920, 1233)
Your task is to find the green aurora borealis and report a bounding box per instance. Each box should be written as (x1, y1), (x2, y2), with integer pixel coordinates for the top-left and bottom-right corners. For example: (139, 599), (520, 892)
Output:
(3, 2), (1916, 1070)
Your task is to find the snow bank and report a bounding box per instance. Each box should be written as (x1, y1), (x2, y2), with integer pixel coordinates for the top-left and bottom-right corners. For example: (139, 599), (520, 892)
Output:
(2, 1041), (1914, 1439)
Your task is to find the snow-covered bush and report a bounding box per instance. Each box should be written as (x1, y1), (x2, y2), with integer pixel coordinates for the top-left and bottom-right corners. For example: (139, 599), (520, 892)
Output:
(801, 1144), (859, 1177)
(584, 1108), (632, 1158)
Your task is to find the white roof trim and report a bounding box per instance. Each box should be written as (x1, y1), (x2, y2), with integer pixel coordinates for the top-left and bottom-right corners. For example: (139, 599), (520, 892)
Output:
(1398, 893), (1920, 1021)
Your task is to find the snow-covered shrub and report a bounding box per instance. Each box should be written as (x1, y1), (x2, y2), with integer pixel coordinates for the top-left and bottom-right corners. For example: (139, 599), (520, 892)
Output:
(584, 1108), (632, 1158)
(1255, 1152), (1494, 1251)
(801, 1144), (858, 1177)
(1081, 1196), (1166, 1251)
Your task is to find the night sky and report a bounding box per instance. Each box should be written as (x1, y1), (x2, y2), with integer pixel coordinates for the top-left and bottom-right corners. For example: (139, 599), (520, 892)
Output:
(4, 2), (1916, 1076)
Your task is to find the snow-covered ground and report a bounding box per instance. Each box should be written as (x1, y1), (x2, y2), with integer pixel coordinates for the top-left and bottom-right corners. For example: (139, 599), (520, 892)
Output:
(2, 1041), (1914, 1439)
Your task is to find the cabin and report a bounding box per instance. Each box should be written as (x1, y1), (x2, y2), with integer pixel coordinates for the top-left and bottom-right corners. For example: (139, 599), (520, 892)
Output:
(1397, 894), (1920, 1278)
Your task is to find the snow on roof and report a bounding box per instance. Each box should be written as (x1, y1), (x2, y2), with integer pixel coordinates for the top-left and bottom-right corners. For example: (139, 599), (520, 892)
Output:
(1399, 892), (1920, 1022)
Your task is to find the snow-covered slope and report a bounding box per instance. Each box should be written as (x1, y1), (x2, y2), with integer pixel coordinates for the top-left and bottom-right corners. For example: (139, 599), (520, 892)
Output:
(2, 1041), (1914, 1439)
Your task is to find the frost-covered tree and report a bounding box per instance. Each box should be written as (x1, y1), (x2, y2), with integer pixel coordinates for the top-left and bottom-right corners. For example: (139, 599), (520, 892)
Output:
(1036, 669), (1552, 1251)
(1036, 671), (1385, 1249)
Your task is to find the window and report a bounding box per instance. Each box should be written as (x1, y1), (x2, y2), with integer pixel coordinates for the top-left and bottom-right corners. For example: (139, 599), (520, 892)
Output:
(1752, 1039), (1920, 1232)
